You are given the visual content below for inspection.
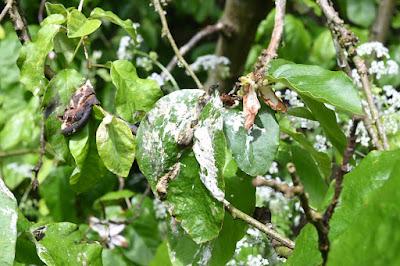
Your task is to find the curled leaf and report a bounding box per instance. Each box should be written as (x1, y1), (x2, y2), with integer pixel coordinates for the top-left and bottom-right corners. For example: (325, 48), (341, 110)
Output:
(259, 85), (287, 112)
(243, 85), (261, 130)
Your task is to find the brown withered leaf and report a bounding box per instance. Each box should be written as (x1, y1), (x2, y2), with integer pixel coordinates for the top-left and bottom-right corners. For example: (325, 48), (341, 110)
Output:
(243, 85), (261, 130)
(60, 80), (99, 135)
(259, 85), (287, 112)
(156, 163), (181, 200)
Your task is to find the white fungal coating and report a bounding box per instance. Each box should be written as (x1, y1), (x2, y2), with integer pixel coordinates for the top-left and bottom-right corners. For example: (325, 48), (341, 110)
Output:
(193, 95), (225, 202)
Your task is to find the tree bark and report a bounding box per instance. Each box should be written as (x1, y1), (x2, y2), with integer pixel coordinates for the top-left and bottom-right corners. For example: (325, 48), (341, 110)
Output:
(370, 0), (396, 43)
(206, 0), (272, 91)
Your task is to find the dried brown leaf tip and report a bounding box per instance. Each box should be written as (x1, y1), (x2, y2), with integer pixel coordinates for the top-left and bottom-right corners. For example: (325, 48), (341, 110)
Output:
(240, 74), (261, 130)
(156, 163), (181, 200)
(60, 80), (99, 136)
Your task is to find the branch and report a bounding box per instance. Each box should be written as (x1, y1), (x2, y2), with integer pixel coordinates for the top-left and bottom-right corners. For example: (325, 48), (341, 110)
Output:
(0, 149), (38, 158)
(165, 22), (226, 73)
(38, 0), (45, 22)
(253, 0), (286, 84)
(0, 0), (12, 22)
(287, 163), (329, 264)
(316, 0), (388, 150)
(324, 118), (359, 223)
(223, 199), (295, 249)
(7, 0), (31, 43)
(371, 0), (396, 43)
(152, 0), (203, 90)
(32, 116), (46, 190)
(252, 176), (302, 198)
(78, 0), (84, 12)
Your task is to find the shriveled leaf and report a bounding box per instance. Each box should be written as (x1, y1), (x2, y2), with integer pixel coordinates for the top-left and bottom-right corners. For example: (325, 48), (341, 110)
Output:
(223, 106), (279, 176)
(19, 24), (60, 96)
(96, 114), (136, 177)
(111, 60), (162, 122)
(67, 10), (101, 38)
(267, 59), (363, 115)
(242, 85), (260, 130)
(136, 89), (205, 190)
(0, 178), (18, 266)
(90, 8), (137, 40)
(31, 223), (102, 266)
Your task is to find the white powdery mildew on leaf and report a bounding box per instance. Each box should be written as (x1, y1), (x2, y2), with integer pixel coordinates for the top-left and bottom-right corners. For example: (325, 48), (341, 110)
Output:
(223, 110), (245, 132)
(193, 96), (225, 202)
(0, 207), (17, 235)
(196, 244), (212, 265)
(0, 178), (15, 200)
(140, 90), (205, 179)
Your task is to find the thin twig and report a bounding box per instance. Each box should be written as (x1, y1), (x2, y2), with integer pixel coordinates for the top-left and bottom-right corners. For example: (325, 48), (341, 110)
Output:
(287, 163), (329, 264)
(118, 177), (132, 209)
(32, 116), (46, 190)
(165, 22), (225, 72)
(130, 184), (152, 220)
(252, 176), (302, 198)
(0, 0), (12, 22)
(223, 199), (294, 249)
(37, 0), (46, 23)
(316, 0), (388, 150)
(152, 0), (203, 90)
(324, 118), (359, 223)
(78, 0), (84, 12)
(7, 0), (31, 43)
(253, 0), (286, 84)
(0, 149), (38, 158)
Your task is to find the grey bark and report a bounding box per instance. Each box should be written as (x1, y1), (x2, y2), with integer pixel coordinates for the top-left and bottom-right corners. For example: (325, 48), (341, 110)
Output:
(206, 0), (272, 91)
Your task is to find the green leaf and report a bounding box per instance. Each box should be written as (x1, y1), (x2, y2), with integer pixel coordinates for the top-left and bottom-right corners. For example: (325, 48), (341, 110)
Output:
(41, 14), (66, 26)
(287, 106), (316, 121)
(0, 178), (18, 266)
(90, 8), (137, 40)
(111, 60), (162, 122)
(223, 106), (279, 176)
(19, 24), (61, 96)
(69, 121), (107, 193)
(167, 165), (255, 265)
(40, 166), (78, 222)
(301, 96), (347, 154)
(136, 89), (205, 190)
(308, 30), (336, 69)
(96, 114), (136, 177)
(94, 190), (135, 209)
(328, 150), (400, 265)
(167, 152), (224, 243)
(286, 224), (322, 266)
(346, 0), (376, 28)
(291, 145), (328, 207)
(149, 242), (172, 266)
(267, 59), (363, 115)
(45, 3), (68, 17)
(67, 10), (101, 38)
(31, 223), (102, 266)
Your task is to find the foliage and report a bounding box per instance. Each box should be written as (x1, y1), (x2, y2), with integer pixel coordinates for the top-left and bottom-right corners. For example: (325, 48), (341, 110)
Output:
(1, 0), (400, 265)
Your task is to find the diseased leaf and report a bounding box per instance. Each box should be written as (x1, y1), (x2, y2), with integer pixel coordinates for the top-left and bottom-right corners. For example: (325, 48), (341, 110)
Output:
(223, 106), (279, 176)
(0, 178), (18, 266)
(19, 24), (60, 96)
(111, 60), (163, 122)
(67, 10), (101, 38)
(96, 114), (136, 177)
(167, 152), (224, 243)
(136, 89), (205, 190)
(31, 223), (102, 266)
(267, 59), (363, 115)
(90, 8), (137, 40)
